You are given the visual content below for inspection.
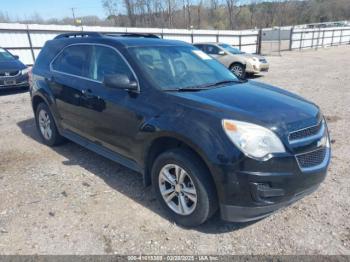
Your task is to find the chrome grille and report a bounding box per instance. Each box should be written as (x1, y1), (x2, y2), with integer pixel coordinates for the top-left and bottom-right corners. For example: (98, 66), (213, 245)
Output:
(0, 71), (20, 77)
(289, 121), (322, 141)
(296, 147), (327, 169)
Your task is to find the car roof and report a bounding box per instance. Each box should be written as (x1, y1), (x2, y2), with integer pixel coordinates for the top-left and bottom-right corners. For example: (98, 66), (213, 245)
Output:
(51, 32), (193, 48)
(194, 42), (221, 45)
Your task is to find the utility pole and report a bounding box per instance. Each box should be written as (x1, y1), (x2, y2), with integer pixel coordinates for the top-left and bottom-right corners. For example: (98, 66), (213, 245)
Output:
(71, 7), (77, 25)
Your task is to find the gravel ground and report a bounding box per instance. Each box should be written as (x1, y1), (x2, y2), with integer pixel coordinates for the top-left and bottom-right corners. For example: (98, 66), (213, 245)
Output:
(0, 46), (349, 255)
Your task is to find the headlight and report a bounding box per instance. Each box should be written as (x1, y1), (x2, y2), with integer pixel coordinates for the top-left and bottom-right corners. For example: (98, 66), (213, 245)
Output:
(21, 67), (30, 75)
(222, 119), (285, 160)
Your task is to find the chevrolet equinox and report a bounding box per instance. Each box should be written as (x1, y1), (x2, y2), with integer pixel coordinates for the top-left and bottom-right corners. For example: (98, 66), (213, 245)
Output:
(30, 32), (331, 227)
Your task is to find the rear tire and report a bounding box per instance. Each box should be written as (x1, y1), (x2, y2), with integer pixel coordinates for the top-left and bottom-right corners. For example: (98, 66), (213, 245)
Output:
(230, 63), (246, 79)
(35, 103), (65, 146)
(152, 148), (217, 227)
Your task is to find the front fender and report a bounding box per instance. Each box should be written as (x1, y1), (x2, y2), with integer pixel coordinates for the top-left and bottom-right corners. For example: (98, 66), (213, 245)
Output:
(139, 107), (242, 185)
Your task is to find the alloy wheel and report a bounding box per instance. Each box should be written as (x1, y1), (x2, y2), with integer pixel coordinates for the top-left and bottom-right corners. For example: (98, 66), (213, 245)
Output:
(38, 109), (52, 140)
(231, 65), (243, 77)
(158, 164), (197, 216)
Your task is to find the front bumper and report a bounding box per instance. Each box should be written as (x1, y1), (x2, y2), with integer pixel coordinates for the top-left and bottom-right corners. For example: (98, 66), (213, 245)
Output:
(212, 141), (330, 222)
(220, 182), (320, 222)
(246, 62), (270, 74)
(0, 74), (29, 89)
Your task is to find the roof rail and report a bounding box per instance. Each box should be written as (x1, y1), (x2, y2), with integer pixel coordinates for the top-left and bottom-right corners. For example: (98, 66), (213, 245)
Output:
(105, 33), (160, 39)
(54, 32), (103, 39)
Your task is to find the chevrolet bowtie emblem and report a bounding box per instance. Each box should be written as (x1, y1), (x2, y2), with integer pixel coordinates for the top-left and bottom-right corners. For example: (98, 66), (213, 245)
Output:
(317, 135), (328, 148)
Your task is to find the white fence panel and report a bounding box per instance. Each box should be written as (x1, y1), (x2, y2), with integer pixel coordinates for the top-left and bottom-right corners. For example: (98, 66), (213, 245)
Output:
(30, 32), (59, 47)
(218, 36), (239, 45)
(193, 35), (217, 43)
(291, 26), (350, 50)
(0, 23), (260, 64)
(0, 32), (29, 47)
(241, 45), (257, 53)
(6, 49), (33, 65)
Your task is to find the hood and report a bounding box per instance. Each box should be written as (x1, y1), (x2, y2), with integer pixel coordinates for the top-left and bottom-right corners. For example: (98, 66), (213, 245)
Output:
(241, 53), (265, 60)
(171, 81), (320, 134)
(0, 59), (26, 72)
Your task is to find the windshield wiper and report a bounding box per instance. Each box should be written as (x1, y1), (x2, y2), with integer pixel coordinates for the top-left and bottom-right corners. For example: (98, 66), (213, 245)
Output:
(164, 79), (243, 92)
(203, 79), (242, 88)
(188, 79), (243, 90)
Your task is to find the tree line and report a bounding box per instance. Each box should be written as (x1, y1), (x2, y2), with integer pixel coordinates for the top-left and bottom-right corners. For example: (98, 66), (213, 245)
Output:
(1, 0), (349, 30)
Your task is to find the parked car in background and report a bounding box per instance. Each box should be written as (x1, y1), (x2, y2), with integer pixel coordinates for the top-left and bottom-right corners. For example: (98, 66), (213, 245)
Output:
(194, 42), (269, 78)
(0, 48), (30, 90)
(30, 33), (330, 227)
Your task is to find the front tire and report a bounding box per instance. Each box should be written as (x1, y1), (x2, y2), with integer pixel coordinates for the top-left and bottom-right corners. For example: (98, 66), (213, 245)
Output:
(35, 103), (64, 146)
(230, 63), (246, 79)
(152, 148), (217, 227)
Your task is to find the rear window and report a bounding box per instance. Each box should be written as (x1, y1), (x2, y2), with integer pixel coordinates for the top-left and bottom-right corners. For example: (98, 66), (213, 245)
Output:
(51, 45), (91, 77)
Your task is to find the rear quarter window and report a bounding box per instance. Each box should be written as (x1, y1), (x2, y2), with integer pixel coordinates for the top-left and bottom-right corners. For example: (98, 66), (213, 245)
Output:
(51, 45), (91, 78)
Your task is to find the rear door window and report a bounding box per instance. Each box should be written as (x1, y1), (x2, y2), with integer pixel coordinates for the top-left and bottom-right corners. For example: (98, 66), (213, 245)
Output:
(206, 45), (220, 55)
(51, 45), (91, 78)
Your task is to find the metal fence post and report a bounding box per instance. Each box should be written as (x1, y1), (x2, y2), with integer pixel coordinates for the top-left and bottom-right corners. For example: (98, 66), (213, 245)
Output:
(311, 29), (315, 49)
(331, 30), (335, 46)
(26, 25), (36, 64)
(278, 27), (281, 56)
(238, 35), (242, 50)
(316, 27), (321, 50)
(289, 26), (294, 51)
(299, 31), (304, 50)
(321, 29), (325, 47)
(339, 29), (343, 45)
(257, 29), (262, 54)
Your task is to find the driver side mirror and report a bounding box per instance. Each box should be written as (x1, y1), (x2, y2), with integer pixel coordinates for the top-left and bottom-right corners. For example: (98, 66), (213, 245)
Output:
(218, 50), (226, 56)
(103, 74), (138, 92)
(13, 55), (19, 60)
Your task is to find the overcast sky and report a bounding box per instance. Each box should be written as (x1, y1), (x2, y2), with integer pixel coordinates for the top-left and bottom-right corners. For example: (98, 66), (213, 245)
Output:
(1, 0), (106, 20)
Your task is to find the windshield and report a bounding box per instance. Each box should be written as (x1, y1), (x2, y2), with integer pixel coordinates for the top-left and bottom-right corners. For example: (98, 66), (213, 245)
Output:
(0, 48), (16, 62)
(219, 44), (244, 55)
(128, 46), (238, 90)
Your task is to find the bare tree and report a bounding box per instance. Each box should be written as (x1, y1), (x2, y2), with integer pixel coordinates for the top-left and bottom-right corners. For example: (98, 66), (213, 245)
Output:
(102, 0), (119, 25)
(5, 0), (350, 30)
(226, 0), (241, 29)
(196, 0), (203, 29)
(186, 0), (192, 28)
(248, 0), (260, 28)
(124, 0), (136, 26)
(0, 11), (11, 23)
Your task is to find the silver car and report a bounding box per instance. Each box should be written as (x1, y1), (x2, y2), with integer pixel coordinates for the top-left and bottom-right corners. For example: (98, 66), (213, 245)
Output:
(194, 42), (269, 78)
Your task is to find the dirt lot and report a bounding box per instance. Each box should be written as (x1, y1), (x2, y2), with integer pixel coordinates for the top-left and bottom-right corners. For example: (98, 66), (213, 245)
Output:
(0, 46), (349, 255)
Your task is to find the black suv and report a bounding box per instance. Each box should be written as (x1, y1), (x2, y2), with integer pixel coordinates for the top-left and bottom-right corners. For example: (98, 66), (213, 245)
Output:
(30, 32), (330, 227)
(0, 48), (29, 90)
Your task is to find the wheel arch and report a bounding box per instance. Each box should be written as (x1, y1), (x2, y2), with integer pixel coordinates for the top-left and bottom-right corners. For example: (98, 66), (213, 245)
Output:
(143, 135), (216, 190)
(32, 94), (47, 113)
(31, 89), (61, 133)
(229, 61), (246, 69)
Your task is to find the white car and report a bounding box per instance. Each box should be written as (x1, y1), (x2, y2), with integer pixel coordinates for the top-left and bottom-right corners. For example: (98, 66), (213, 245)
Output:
(194, 42), (269, 78)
